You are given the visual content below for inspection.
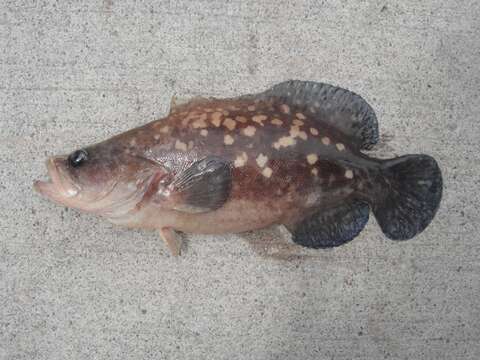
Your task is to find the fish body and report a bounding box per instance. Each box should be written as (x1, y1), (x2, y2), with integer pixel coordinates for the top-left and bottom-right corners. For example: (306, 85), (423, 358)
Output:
(34, 81), (442, 255)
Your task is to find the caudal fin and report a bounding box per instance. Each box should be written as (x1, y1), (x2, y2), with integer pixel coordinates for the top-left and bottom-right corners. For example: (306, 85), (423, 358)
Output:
(372, 155), (442, 240)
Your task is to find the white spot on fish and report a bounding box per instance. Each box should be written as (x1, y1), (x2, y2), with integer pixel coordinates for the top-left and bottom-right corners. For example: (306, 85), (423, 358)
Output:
(273, 136), (296, 149)
(256, 153), (268, 168)
(200, 129), (208, 136)
(243, 126), (256, 137)
(252, 114), (268, 126)
(223, 118), (236, 131)
(311, 168), (318, 176)
(321, 137), (331, 145)
(192, 114), (208, 128)
(262, 167), (273, 178)
(211, 112), (223, 127)
(129, 138), (137, 147)
(336, 143), (345, 151)
(345, 169), (354, 179)
(271, 118), (283, 126)
(296, 113), (306, 120)
(310, 128), (319, 136)
(307, 154), (318, 165)
(224, 134), (234, 145)
(234, 152), (248, 167)
(154, 134), (161, 140)
(289, 125), (300, 137)
(235, 115), (247, 123)
(289, 125), (308, 140)
(175, 140), (187, 152)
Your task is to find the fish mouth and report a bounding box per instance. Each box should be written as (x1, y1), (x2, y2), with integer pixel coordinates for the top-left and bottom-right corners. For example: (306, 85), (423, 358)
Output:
(33, 156), (81, 206)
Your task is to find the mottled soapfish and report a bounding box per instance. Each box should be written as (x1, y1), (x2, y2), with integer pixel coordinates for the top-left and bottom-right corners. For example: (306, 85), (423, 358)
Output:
(34, 80), (442, 255)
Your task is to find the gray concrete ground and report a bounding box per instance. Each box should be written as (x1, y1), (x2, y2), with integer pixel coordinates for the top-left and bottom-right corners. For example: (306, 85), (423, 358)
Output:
(1, 1), (479, 359)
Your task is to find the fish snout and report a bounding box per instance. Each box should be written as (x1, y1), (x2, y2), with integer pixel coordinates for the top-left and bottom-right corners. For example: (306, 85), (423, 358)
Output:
(34, 155), (80, 201)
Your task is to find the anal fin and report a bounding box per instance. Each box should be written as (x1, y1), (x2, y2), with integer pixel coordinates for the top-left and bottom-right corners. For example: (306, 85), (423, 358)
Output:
(290, 200), (370, 248)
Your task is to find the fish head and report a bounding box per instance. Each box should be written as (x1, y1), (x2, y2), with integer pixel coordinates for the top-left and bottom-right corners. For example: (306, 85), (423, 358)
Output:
(33, 135), (166, 216)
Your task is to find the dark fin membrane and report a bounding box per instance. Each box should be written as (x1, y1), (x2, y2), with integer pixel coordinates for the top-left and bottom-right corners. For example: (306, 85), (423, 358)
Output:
(373, 155), (442, 240)
(258, 80), (379, 150)
(171, 156), (232, 213)
(290, 200), (370, 249)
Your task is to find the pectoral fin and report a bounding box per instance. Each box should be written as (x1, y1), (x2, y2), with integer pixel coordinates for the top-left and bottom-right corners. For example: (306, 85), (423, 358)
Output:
(159, 227), (182, 256)
(169, 156), (232, 213)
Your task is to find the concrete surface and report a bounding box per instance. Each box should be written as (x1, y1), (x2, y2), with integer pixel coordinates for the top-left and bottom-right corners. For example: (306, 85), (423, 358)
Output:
(1, 0), (479, 359)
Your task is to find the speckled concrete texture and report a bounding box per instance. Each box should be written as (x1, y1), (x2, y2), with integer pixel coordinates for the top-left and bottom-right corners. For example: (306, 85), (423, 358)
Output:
(1, 1), (479, 359)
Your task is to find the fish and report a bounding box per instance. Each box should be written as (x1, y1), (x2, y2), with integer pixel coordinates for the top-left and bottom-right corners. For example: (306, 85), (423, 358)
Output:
(34, 80), (443, 256)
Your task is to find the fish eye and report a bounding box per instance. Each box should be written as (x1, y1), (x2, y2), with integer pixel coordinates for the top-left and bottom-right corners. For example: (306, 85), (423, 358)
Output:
(68, 149), (89, 168)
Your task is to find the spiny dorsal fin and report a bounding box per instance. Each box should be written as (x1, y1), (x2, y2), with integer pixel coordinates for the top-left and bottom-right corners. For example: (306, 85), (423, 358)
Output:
(169, 95), (211, 115)
(289, 200), (370, 248)
(259, 80), (379, 150)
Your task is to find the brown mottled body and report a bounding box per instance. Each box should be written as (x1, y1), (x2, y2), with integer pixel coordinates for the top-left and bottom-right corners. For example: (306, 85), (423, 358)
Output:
(110, 97), (372, 234)
(34, 81), (442, 255)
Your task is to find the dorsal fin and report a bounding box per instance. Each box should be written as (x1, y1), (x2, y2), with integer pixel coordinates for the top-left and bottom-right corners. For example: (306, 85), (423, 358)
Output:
(169, 95), (211, 115)
(258, 80), (379, 150)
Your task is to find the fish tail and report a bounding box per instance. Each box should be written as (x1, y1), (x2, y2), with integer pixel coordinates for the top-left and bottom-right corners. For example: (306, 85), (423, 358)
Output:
(371, 154), (442, 240)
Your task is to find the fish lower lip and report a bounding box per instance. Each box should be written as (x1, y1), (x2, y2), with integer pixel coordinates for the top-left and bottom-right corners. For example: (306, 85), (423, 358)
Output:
(33, 178), (71, 206)
(34, 157), (79, 200)
(33, 179), (55, 196)
(47, 157), (79, 197)
(33, 179), (49, 191)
